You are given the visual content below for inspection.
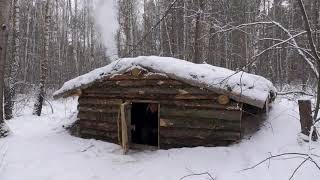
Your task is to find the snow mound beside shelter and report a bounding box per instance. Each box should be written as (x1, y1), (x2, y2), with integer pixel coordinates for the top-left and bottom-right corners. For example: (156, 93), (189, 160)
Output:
(53, 56), (276, 108)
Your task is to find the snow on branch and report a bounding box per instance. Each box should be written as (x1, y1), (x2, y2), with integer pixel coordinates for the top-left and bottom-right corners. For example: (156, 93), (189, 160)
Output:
(200, 20), (319, 78)
(248, 31), (308, 67)
(270, 20), (319, 78)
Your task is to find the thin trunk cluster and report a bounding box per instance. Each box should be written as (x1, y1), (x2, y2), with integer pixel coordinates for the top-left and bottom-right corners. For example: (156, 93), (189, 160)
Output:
(3, 0), (109, 117)
(117, 0), (320, 91)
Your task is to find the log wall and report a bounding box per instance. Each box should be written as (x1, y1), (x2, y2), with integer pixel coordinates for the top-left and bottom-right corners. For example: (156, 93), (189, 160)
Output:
(78, 97), (121, 143)
(76, 70), (242, 149)
(159, 102), (242, 149)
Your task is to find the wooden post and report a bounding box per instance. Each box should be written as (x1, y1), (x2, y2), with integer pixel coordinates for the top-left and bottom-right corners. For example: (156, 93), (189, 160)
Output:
(120, 102), (131, 154)
(298, 100), (318, 141)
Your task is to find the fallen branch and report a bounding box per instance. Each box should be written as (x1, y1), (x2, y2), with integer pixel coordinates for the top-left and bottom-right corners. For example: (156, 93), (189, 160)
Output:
(242, 152), (320, 180)
(277, 91), (314, 96)
(242, 153), (320, 171)
(41, 94), (54, 114)
(179, 172), (215, 180)
(80, 144), (94, 152)
(289, 157), (310, 180)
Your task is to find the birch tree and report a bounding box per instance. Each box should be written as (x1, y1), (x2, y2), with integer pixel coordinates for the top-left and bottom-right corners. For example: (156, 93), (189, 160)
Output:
(0, 0), (10, 137)
(33, 0), (51, 116)
(4, 0), (20, 120)
(1, 0), (108, 113)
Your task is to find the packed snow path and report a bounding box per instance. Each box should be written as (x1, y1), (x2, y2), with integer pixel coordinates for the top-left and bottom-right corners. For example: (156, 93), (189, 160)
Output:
(0, 98), (319, 180)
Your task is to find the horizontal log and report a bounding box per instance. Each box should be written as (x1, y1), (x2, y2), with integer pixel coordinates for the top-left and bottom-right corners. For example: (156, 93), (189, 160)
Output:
(161, 103), (240, 112)
(106, 73), (169, 81)
(80, 128), (118, 140)
(159, 100), (239, 110)
(78, 96), (239, 109)
(78, 96), (239, 111)
(95, 79), (185, 88)
(159, 127), (241, 140)
(78, 105), (120, 114)
(84, 86), (215, 96)
(79, 98), (240, 112)
(159, 137), (234, 149)
(78, 111), (118, 122)
(80, 133), (118, 144)
(79, 120), (118, 132)
(159, 116), (240, 130)
(161, 106), (241, 121)
(81, 94), (217, 100)
(78, 97), (123, 105)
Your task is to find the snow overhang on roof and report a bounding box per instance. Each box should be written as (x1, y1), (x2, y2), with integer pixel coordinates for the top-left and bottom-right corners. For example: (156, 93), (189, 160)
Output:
(53, 56), (277, 109)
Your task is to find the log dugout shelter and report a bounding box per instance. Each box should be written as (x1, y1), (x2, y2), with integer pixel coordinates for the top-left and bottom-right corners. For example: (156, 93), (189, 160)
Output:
(54, 56), (277, 153)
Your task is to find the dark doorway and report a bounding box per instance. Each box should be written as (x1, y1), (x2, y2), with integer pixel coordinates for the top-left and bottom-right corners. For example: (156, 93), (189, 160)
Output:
(131, 103), (159, 147)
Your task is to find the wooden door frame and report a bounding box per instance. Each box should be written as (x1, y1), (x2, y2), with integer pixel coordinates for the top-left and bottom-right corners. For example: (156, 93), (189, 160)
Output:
(125, 100), (160, 150)
(120, 102), (131, 154)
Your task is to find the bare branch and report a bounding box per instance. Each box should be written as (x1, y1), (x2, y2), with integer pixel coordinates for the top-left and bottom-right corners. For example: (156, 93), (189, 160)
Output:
(242, 153), (320, 171)
(200, 19), (319, 77)
(278, 91), (314, 96)
(179, 172), (215, 180)
(289, 157), (310, 180)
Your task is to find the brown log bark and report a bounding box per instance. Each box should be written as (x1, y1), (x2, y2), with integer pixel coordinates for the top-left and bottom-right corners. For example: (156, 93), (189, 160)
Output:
(78, 111), (118, 122)
(298, 100), (318, 140)
(160, 105), (242, 121)
(81, 93), (217, 100)
(159, 116), (241, 130)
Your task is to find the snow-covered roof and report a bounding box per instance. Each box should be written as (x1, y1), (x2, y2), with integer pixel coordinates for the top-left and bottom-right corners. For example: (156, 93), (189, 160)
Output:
(53, 56), (276, 108)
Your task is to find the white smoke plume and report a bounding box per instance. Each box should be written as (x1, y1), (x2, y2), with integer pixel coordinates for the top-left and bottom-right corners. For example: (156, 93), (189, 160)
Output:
(95, 0), (118, 60)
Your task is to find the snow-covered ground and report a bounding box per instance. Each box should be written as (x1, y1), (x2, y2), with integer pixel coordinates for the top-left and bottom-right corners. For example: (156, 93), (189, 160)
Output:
(0, 96), (319, 180)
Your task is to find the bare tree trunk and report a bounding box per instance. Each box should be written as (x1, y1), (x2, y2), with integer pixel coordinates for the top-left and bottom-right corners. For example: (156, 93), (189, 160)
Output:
(298, 100), (318, 140)
(23, 3), (31, 82)
(297, 0), (320, 121)
(5, 0), (20, 120)
(193, 0), (204, 63)
(33, 0), (51, 116)
(0, 0), (10, 137)
(73, 0), (79, 76)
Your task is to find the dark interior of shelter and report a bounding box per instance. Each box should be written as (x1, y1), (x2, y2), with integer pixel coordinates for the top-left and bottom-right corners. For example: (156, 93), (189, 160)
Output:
(131, 103), (159, 147)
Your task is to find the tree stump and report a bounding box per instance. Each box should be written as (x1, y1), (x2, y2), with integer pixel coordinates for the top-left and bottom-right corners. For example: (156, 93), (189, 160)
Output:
(298, 100), (318, 141)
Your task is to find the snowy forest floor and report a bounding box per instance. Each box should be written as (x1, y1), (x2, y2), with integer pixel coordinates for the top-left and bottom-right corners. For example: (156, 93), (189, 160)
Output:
(0, 96), (320, 180)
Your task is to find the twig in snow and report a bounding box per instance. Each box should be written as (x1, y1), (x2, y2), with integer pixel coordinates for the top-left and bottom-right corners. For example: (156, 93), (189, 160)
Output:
(267, 152), (272, 168)
(242, 152), (320, 180)
(289, 157), (310, 180)
(179, 172), (215, 180)
(80, 144), (95, 152)
(277, 91), (314, 97)
(42, 95), (54, 114)
(242, 153), (319, 171)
